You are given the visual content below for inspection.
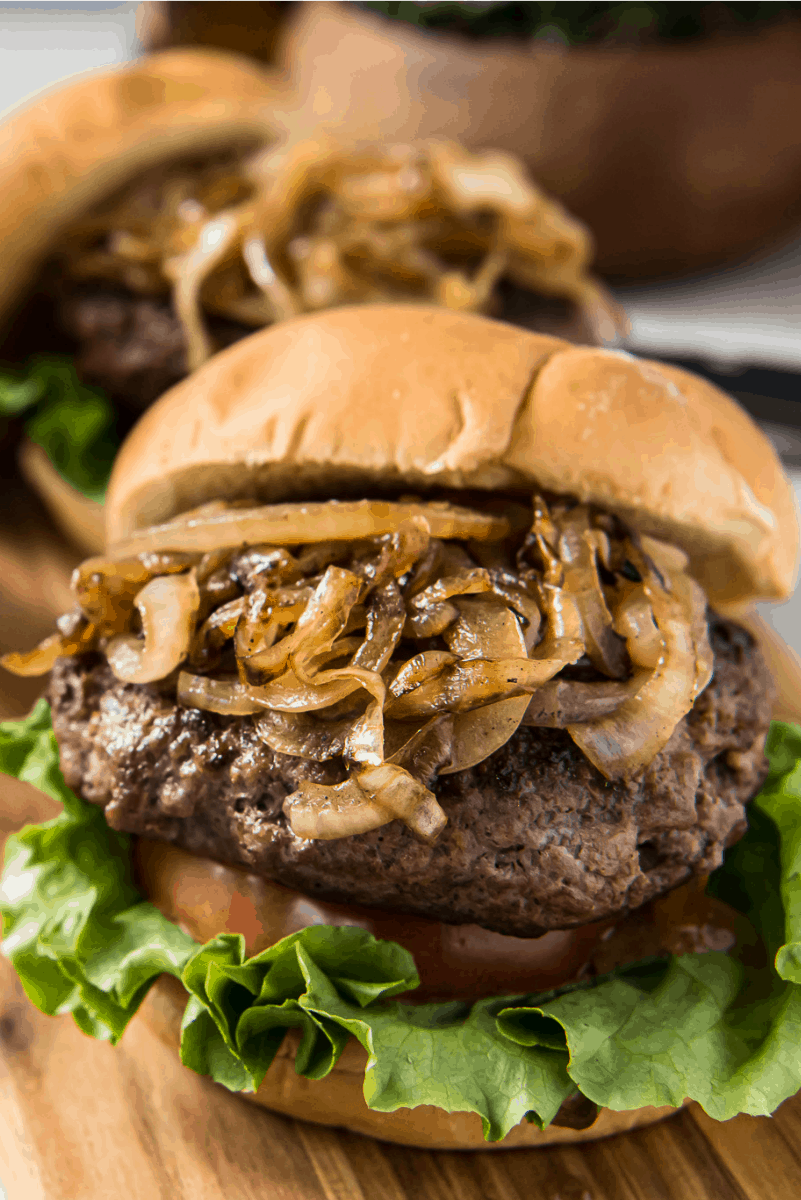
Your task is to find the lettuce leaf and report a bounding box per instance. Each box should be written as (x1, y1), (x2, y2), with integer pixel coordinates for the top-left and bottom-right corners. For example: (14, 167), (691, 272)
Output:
(2, 702), (801, 1141)
(0, 357), (118, 501)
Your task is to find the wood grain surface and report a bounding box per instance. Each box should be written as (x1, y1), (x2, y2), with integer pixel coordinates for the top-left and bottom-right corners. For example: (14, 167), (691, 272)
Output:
(0, 475), (800, 1200)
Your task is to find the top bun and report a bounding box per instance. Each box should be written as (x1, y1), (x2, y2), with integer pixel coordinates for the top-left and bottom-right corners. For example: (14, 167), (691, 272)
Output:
(106, 305), (798, 606)
(0, 47), (283, 329)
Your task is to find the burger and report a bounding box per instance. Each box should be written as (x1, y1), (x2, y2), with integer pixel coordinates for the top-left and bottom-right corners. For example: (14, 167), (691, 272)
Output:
(2, 305), (800, 1149)
(0, 49), (619, 558)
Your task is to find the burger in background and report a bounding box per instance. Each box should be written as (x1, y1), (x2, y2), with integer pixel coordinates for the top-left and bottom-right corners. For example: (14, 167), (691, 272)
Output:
(2, 306), (801, 1148)
(0, 45), (618, 559)
(148, 0), (801, 279)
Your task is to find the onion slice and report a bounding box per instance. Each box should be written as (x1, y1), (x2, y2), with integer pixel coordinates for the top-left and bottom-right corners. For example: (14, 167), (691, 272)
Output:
(109, 500), (510, 558)
(283, 777), (389, 840)
(568, 538), (712, 780)
(106, 571), (200, 684)
(439, 597), (529, 775)
(177, 673), (263, 716)
(253, 708), (354, 759)
(387, 714), (454, 784)
(612, 583), (662, 670)
(351, 582), (405, 673)
(1, 619), (97, 677)
(243, 567), (361, 680)
(165, 210), (242, 371)
(554, 507), (629, 679)
(71, 555), (152, 633)
(283, 762), (446, 843)
(386, 582), (584, 720)
(522, 679), (631, 727)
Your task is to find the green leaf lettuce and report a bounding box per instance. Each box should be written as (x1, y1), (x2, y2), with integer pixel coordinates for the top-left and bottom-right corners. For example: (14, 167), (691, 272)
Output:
(2, 702), (801, 1141)
(0, 357), (118, 502)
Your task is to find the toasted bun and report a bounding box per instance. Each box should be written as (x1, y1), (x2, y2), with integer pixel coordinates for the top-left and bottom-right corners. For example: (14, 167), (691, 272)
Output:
(17, 439), (104, 556)
(0, 47), (283, 332)
(106, 304), (798, 605)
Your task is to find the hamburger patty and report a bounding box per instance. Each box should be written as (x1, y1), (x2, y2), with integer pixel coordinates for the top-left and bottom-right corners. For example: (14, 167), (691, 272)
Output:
(56, 286), (253, 411)
(48, 617), (772, 936)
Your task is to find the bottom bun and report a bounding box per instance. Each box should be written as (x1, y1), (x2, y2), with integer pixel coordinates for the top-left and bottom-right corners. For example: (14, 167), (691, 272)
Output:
(139, 973), (683, 1150)
(18, 438), (104, 556)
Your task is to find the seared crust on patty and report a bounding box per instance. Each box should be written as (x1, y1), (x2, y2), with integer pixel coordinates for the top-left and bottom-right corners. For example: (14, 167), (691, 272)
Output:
(49, 617), (772, 936)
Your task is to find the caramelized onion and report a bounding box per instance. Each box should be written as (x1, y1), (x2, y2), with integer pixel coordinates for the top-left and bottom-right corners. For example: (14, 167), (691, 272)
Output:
(387, 714), (454, 784)
(404, 600), (460, 639)
(243, 658), (385, 715)
(72, 555), (152, 633)
(568, 538), (712, 780)
(613, 583), (663, 669)
(253, 708), (353, 759)
(343, 700), (385, 765)
(387, 580), (583, 720)
(17, 486), (715, 844)
(235, 586), (312, 667)
(283, 777), (391, 840)
(1, 619), (97, 677)
(242, 568), (361, 681)
(351, 582), (405, 673)
(189, 597), (245, 670)
(358, 762), (447, 842)
(355, 518), (431, 591)
(554, 507), (629, 679)
(165, 209), (241, 370)
(641, 536), (713, 700)
(389, 650), (457, 699)
(110, 501), (509, 558)
(106, 571), (200, 684)
(284, 762), (446, 843)
(177, 672), (263, 715)
(440, 596), (529, 775)
(522, 679), (631, 727)
(61, 139), (615, 368)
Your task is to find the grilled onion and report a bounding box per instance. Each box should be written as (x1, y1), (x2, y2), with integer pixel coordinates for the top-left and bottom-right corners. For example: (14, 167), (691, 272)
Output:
(110, 500), (509, 558)
(568, 537), (712, 780)
(283, 762), (446, 843)
(106, 571), (200, 685)
(177, 673), (263, 715)
(554, 507), (629, 678)
(440, 596), (529, 774)
(522, 679), (631, 728)
(1, 618), (97, 677)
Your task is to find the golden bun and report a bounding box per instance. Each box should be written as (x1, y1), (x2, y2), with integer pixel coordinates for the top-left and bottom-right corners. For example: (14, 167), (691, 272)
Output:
(0, 47), (283, 332)
(106, 304), (799, 606)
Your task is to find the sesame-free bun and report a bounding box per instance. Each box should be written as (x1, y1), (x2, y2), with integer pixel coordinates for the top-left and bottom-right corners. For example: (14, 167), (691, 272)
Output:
(106, 305), (798, 606)
(0, 47), (283, 331)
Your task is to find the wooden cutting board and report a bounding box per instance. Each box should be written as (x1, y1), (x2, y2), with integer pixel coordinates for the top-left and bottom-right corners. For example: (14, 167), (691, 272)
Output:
(1, 474), (800, 1200)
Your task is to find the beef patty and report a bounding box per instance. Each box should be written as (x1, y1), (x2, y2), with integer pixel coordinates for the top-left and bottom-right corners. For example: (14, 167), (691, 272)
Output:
(56, 286), (253, 412)
(48, 616), (772, 937)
